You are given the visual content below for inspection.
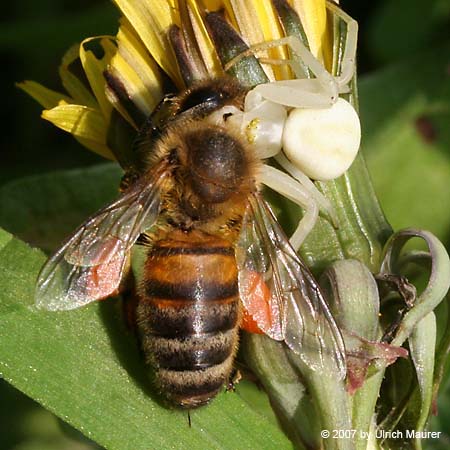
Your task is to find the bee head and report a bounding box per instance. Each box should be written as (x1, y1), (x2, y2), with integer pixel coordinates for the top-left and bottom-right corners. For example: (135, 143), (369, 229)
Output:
(176, 77), (246, 118)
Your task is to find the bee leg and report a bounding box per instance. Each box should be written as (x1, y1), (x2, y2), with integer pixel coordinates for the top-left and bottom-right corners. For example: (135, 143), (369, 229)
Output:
(135, 232), (153, 247)
(233, 360), (263, 388)
(187, 410), (192, 428)
(117, 260), (139, 331)
(375, 273), (416, 343)
(258, 164), (320, 249)
(122, 287), (139, 332)
(226, 368), (242, 392)
(119, 170), (140, 192)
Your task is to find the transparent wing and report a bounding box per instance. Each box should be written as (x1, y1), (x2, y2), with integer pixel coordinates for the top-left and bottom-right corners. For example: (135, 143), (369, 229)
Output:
(35, 167), (166, 311)
(236, 192), (346, 377)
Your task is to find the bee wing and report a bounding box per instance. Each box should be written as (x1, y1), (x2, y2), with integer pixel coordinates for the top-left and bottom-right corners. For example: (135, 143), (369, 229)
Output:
(236, 193), (346, 377)
(35, 168), (166, 311)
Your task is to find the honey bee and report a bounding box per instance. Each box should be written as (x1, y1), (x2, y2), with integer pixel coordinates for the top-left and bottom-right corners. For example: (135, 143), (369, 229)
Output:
(36, 77), (346, 408)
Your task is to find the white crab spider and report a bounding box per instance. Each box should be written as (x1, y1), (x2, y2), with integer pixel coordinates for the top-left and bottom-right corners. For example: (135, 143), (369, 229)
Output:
(212, 2), (360, 250)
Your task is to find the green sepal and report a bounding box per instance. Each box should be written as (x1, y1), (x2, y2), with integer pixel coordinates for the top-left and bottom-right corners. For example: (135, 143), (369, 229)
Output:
(106, 109), (139, 171)
(205, 12), (269, 87)
(272, 0), (311, 78)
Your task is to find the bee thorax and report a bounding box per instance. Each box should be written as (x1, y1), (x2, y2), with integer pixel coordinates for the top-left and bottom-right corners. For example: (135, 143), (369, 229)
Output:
(185, 127), (246, 203)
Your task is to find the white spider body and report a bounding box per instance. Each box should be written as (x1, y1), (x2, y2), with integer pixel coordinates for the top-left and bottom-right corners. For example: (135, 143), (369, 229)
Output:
(216, 3), (360, 249)
(282, 98), (361, 181)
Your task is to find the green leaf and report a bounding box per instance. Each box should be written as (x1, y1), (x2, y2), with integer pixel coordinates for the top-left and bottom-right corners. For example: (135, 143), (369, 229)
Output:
(366, 0), (450, 65)
(241, 335), (320, 450)
(0, 226), (292, 450)
(380, 229), (450, 348)
(322, 260), (384, 450)
(433, 295), (450, 407)
(409, 312), (436, 446)
(0, 380), (100, 450)
(377, 229), (450, 447)
(0, 164), (121, 252)
(360, 42), (450, 244)
(428, 376), (450, 449)
(358, 43), (450, 447)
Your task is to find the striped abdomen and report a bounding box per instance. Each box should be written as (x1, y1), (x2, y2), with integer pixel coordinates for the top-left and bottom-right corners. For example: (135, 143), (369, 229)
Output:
(136, 231), (240, 408)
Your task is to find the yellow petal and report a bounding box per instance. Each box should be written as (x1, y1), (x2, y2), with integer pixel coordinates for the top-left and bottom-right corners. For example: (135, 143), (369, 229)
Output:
(104, 72), (140, 130)
(112, 0), (182, 87)
(229, 0), (290, 80)
(228, 1), (265, 51)
(109, 19), (164, 119)
(206, 0), (239, 31)
(184, 0), (223, 76)
(42, 104), (114, 160)
(74, 137), (115, 160)
(80, 37), (116, 119)
(289, 0), (331, 66)
(16, 81), (71, 109)
(202, 0), (224, 10)
(59, 44), (98, 108)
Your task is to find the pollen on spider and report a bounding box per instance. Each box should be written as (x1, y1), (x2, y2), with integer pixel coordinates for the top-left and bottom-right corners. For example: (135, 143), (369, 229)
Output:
(245, 118), (260, 144)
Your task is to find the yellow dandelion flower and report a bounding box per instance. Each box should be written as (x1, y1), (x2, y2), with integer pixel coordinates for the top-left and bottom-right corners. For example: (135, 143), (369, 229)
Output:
(18, 0), (336, 166)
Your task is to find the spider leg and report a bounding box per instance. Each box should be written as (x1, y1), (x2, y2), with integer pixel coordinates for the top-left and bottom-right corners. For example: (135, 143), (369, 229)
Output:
(241, 36), (338, 108)
(225, 36), (338, 107)
(258, 164), (319, 249)
(326, 1), (358, 88)
(275, 153), (338, 227)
